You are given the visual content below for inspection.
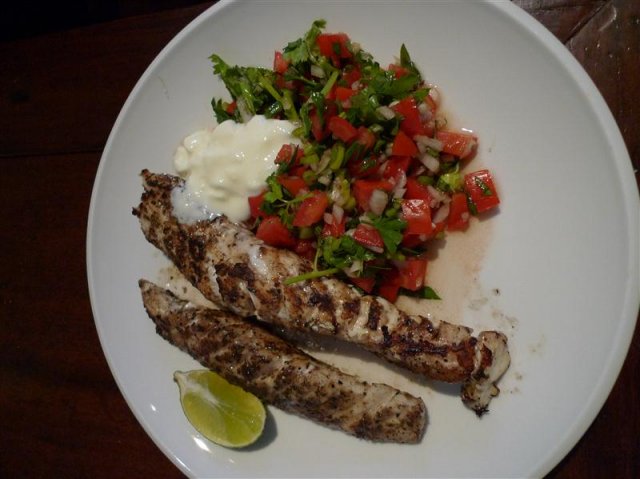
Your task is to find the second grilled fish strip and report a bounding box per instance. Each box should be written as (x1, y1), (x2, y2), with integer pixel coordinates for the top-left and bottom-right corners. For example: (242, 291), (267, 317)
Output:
(134, 171), (510, 414)
(139, 280), (426, 443)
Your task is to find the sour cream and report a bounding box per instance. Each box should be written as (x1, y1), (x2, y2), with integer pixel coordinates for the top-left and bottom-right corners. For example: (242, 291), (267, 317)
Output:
(171, 115), (300, 223)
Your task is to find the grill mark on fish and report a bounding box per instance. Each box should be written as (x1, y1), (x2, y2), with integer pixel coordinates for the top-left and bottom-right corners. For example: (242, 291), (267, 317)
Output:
(139, 280), (426, 443)
(134, 170), (510, 414)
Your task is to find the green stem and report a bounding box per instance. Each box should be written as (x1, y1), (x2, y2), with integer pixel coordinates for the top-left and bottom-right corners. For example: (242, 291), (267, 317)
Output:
(283, 267), (340, 285)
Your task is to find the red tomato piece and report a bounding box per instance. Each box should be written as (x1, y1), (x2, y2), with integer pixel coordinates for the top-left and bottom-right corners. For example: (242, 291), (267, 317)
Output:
(256, 216), (296, 248)
(342, 66), (361, 86)
(328, 116), (358, 142)
(382, 156), (411, 182)
(225, 101), (237, 114)
(310, 109), (327, 142)
(435, 130), (478, 159)
(447, 192), (470, 231)
(391, 130), (419, 157)
(248, 191), (267, 219)
(388, 64), (409, 78)
(397, 257), (428, 291)
(391, 97), (427, 137)
(293, 191), (329, 227)
(335, 86), (356, 102)
(464, 169), (500, 213)
(273, 51), (289, 74)
(378, 268), (401, 303)
(401, 199), (433, 236)
(350, 276), (376, 293)
(404, 177), (432, 202)
(322, 214), (346, 238)
(401, 230), (425, 249)
(277, 176), (307, 197)
(353, 179), (394, 212)
(353, 224), (385, 251)
(317, 33), (352, 64)
(294, 239), (316, 261)
(355, 126), (376, 151)
(275, 143), (303, 165)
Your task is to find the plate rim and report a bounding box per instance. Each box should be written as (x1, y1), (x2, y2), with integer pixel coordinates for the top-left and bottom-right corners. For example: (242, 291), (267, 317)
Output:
(86, 1), (640, 477)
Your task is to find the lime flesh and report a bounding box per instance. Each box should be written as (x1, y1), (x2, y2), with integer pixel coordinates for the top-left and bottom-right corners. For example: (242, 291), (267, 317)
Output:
(174, 370), (266, 448)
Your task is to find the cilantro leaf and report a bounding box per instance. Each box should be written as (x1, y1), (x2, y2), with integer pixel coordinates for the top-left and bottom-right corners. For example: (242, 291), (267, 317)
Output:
(209, 54), (276, 120)
(283, 19), (326, 65)
(370, 216), (406, 254)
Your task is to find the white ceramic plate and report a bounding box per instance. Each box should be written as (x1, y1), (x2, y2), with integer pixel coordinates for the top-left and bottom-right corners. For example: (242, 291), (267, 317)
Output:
(87, 1), (639, 477)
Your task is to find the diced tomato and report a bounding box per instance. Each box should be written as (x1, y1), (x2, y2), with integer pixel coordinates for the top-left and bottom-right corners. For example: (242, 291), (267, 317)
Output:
(277, 175), (307, 197)
(353, 179), (394, 212)
(464, 169), (500, 213)
(401, 199), (433, 236)
(401, 230), (425, 248)
(273, 51), (289, 74)
(317, 33), (352, 66)
(404, 177), (432, 202)
(424, 94), (437, 114)
(328, 116), (358, 142)
(225, 101), (237, 114)
(322, 213), (346, 237)
(335, 86), (356, 102)
(382, 156), (411, 183)
(275, 143), (303, 165)
(391, 97), (427, 137)
(355, 126), (376, 151)
(342, 65), (361, 86)
(344, 127), (379, 178)
(248, 191), (267, 219)
(294, 239), (316, 261)
(447, 192), (470, 231)
(435, 130), (478, 159)
(350, 276), (376, 293)
(391, 130), (419, 157)
(388, 63), (409, 78)
(310, 109), (327, 141)
(378, 269), (401, 303)
(397, 257), (428, 291)
(256, 216), (296, 248)
(353, 224), (384, 251)
(293, 191), (329, 227)
(289, 165), (308, 178)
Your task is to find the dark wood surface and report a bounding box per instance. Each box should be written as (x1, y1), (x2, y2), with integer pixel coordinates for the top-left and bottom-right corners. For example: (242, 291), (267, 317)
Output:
(1, 1), (638, 477)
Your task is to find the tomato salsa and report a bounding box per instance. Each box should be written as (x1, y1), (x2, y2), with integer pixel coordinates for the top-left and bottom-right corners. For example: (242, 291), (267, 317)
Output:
(209, 20), (500, 302)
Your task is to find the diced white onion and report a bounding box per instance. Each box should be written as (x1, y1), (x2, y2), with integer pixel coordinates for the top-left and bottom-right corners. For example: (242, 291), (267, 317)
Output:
(419, 153), (440, 174)
(369, 189), (388, 216)
(392, 171), (407, 198)
(324, 212), (334, 225)
(418, 102), (433, 122)
(432, 202), (450, 224)
(332, 204), (344, 224)
(427, 185), (449, 206)
(415, 135), (443, 152)
(313, 149), (331, 173)
(317, 173), (332, 185)
(376, 105), (396, 120)
(428, 86), (440, 106)
(310, 65), (325, 78)
(344, 260), (363, 277)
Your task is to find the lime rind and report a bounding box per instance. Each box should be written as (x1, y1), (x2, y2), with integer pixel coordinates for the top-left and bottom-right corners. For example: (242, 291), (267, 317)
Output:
(174, 370), (266, 448)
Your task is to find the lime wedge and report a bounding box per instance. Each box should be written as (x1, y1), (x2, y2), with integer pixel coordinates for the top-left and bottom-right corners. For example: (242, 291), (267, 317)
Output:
(174, 370), (266, 448)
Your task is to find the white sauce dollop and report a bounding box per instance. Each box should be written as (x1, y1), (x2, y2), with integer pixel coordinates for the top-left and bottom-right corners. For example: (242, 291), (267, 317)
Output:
(171, 115), (300, 223)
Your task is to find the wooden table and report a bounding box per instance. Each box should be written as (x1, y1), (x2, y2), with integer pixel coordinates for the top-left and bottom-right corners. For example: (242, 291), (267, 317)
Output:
(1, 1), (638, 477)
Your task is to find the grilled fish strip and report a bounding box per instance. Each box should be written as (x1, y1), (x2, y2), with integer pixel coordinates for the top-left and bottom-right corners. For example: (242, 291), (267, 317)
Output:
(139, 280), (426, 443)
(134, 170), (510, 414)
